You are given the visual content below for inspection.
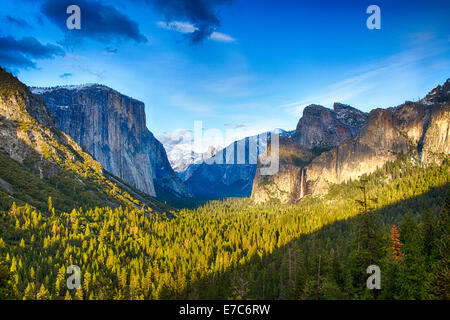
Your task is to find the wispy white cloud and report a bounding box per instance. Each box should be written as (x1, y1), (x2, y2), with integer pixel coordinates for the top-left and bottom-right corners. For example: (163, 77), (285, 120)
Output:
(157, 21), (235, 43)
(234, 122), (250, 128)
(60, 63), (106, 80)
(209, 32), (236, 43)
(282, 35), (449, 117)
(157, 21), (196, 33)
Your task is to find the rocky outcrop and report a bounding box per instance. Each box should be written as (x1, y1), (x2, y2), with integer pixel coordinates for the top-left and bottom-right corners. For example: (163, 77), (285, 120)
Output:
(251, 103), (368, 204)
(33, 84), (190, 200)
(251, 80), (449, 203)
(419, 82), (450, 166)
(291, 103), (367, 148)
(306, 80), (449, 195)
(251, 137), (313, 204)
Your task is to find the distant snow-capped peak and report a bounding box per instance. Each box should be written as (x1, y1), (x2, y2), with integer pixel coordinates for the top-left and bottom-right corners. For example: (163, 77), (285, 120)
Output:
(159, 128), (294, 172)
(30, 84), (97, 95)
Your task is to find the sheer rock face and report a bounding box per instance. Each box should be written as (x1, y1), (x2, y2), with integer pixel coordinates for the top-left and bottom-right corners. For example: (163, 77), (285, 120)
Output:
(251, 137), (312, 204)
(33, 85), (190, 199)
(306, 80), (450, 195)
(251, 103), (367, 204)
(291, 103), (368, 148)
(251, 80), (449, 203)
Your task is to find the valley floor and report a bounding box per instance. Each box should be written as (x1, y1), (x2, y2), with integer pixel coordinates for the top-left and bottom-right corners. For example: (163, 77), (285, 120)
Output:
(0, 155), (449, 300)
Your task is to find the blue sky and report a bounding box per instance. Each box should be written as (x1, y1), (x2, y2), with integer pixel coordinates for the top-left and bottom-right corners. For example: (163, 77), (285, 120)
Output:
(0, 0), (449, 149)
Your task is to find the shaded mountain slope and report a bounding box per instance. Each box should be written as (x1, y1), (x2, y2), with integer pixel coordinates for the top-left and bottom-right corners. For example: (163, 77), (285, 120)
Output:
(0, 67), (167, 213)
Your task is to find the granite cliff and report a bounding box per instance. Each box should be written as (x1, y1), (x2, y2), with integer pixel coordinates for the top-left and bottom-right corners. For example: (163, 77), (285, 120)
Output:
(252, 103), (367, 203)
(251, 137), (314, 204)
(291, 103), (368, 148)
(0, 67), (166, 212)
(306, 80), (450, 195)
(252, 80), (450, 203)
(32, 85), (190, 201)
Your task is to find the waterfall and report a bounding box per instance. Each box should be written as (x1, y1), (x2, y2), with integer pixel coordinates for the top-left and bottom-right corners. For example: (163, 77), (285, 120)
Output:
(300, 168), (304, 199)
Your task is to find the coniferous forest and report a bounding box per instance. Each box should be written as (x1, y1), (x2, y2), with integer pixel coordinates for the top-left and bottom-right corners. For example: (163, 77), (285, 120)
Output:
(0, 1), (449, 305)
(1, 154), (448, 300)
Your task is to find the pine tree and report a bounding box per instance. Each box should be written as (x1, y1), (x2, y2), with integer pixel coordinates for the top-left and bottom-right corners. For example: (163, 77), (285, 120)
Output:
(48, 196), (55, 217)
(75, 288), (84, 300)
(23, 283), (35, 300)
(36, 284), (50, 300)
(398, 213), (427, 299)
(83, 271), (92, 296)
(0, 259), (15, 299)
(433, 191), (450, 299)
(64, 290), (72, 300)
(55, 266), (66, 297)
(351, 181), (385, 299)
(391, 225), (403, 261)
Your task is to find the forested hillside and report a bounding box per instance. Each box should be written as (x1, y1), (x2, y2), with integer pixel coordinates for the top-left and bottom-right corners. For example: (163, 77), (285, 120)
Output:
(0, 67), (168, 215)
(0, 153), (448, 299)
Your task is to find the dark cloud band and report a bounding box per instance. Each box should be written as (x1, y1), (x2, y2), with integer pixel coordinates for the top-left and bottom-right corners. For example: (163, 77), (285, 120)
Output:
(150, 0), (233, 43)
(0, 36), (65, 71)
(42, 0), (148, 44)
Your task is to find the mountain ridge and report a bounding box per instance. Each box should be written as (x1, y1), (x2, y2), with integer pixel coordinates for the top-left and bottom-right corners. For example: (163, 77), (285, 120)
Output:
(251, 79), (450, 203)
(291, 102), (368, 148)
(178, 129), (294, 200)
